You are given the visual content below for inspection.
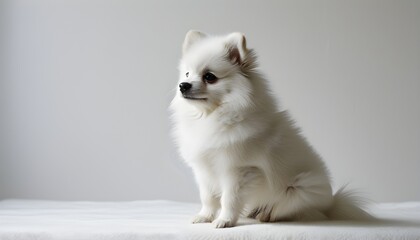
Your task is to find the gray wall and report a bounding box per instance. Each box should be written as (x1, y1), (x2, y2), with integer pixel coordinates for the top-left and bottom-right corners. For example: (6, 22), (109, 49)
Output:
(1, 0), (419, 202)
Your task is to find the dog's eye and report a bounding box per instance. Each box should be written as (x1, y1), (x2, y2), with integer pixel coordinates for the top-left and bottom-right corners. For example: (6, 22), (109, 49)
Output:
(203, 72), (218, 84)
(186, 72), (189, 77)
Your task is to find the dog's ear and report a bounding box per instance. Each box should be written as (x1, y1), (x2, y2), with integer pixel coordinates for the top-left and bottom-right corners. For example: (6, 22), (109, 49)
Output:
(226, 32), (248, 65)
(183, 30), (207, 55)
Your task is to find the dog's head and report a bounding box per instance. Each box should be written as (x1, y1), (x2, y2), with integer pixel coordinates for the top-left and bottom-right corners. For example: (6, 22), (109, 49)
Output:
(175, 31), (258, 113)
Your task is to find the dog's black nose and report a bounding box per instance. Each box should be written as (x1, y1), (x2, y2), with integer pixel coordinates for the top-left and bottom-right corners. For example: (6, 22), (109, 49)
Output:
(179, 82), (192, 93)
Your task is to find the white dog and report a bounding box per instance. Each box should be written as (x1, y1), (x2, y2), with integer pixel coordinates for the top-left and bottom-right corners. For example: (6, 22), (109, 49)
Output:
(170, 30), (371, 228)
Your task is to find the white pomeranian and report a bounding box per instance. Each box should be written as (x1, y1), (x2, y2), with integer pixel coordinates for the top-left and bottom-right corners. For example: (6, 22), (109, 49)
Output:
(170, 30), (371, 228)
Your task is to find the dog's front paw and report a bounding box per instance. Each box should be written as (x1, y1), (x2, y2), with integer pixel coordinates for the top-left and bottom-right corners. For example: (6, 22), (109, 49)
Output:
(212, 218), (235, 228)
(191, 214), (213, 224)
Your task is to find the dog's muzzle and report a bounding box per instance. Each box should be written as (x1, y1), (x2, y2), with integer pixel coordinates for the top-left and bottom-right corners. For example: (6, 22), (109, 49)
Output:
(179, 82), (207, 100)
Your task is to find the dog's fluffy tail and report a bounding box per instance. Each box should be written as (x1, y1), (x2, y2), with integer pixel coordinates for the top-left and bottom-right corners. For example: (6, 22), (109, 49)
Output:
(326, 186), (374, 221)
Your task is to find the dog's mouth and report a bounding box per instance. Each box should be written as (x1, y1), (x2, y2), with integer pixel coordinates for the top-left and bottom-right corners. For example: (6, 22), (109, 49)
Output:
(183, 95), (207, 101)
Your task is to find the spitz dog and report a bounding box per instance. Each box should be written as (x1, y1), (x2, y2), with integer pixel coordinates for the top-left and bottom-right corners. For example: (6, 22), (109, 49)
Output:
(170, 31), (371, 228)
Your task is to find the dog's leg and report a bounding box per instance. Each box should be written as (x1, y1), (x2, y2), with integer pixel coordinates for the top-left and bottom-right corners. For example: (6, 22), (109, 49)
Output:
(212, 174), (242, 228)
(267, 171), (333, 222)
(191, 171), (220, 224)
(192, 189), (220, 223)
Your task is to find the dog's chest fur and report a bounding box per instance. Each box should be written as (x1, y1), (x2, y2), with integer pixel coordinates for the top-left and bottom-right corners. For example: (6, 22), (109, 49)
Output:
(177, 108), (264, 165)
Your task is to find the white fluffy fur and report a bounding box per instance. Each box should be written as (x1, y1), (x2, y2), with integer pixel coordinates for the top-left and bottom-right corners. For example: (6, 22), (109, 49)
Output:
(170, 30), (371, 228)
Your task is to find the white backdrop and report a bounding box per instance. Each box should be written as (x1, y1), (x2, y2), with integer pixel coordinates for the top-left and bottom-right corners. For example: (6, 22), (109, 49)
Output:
(1, 0), (419, 202)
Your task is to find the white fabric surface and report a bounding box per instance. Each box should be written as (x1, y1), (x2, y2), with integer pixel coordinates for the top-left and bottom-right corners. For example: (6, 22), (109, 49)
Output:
(0, 199), (420, 240)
